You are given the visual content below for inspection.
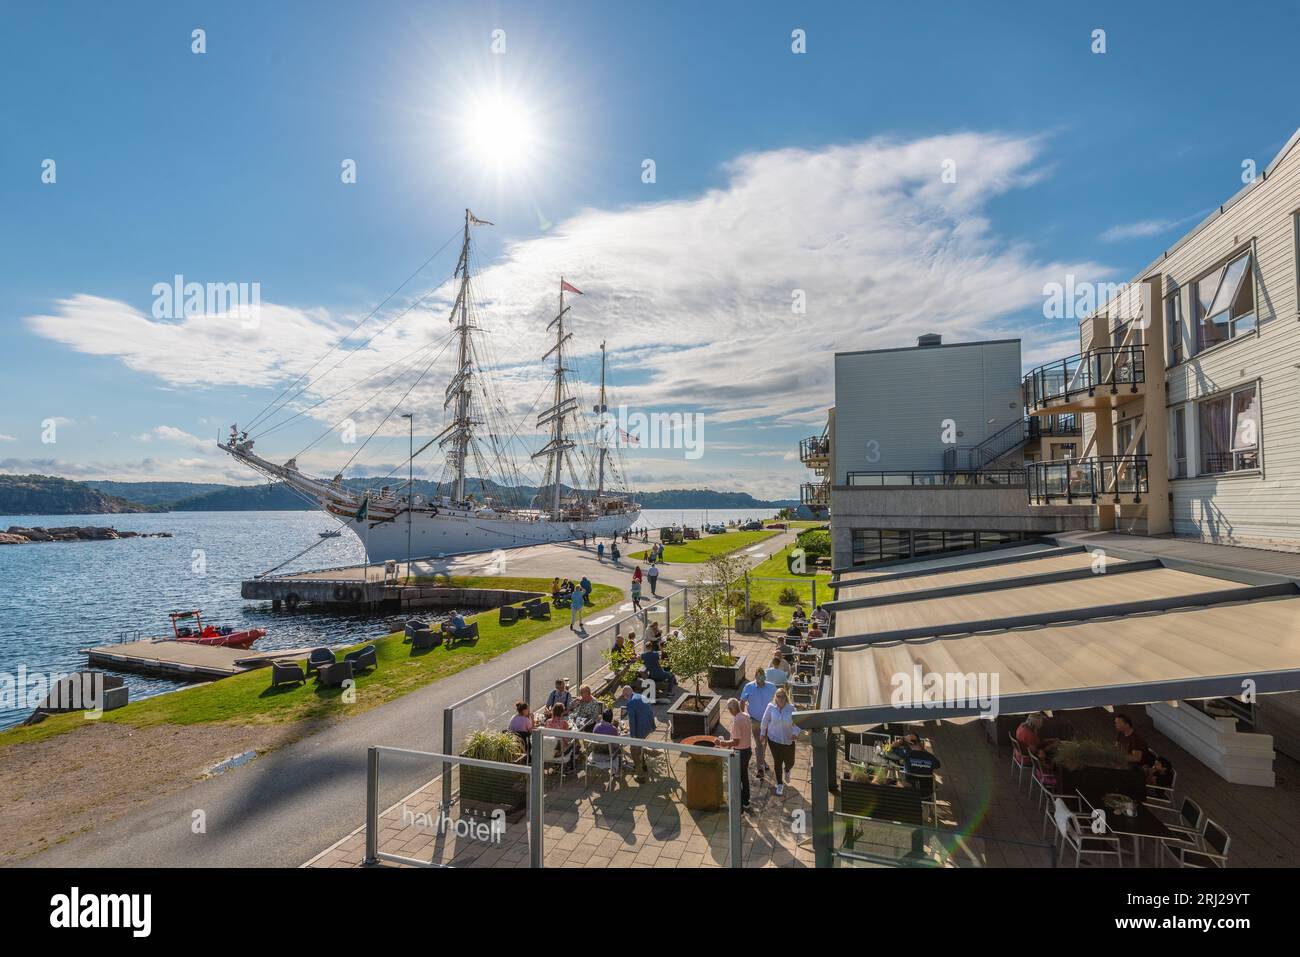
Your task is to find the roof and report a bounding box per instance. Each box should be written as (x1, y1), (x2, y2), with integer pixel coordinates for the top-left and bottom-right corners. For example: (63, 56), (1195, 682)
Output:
(799, 542), (1300, 728)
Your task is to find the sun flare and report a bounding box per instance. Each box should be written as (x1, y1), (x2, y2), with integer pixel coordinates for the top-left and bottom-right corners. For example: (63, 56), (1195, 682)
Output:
(461, 93), (537, 173)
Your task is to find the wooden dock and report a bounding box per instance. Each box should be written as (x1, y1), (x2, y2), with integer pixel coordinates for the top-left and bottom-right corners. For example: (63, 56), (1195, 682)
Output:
(83, 639), (331, 681)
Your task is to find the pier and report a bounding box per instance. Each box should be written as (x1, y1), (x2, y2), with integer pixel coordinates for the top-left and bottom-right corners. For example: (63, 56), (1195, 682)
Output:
(83, 639), (333, 681)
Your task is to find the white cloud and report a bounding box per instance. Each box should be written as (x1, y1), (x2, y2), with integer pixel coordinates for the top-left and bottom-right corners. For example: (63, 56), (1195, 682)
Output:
(1099, 219), (1178, 243)
(24, 131), (1108, 496)
(135, 425), (209, 452)
(0, 434), (15, 442)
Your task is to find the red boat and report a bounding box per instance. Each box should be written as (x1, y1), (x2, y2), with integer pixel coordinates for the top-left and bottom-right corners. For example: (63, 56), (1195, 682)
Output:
(168, 610), (265, 649)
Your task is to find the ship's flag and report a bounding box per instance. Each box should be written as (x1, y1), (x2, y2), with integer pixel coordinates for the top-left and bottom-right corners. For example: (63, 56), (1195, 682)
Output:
(468, 211), (493, 226)
(560, 280), (584, 295)
(355, 497), (369, 522)
(619, 428), (641, 447)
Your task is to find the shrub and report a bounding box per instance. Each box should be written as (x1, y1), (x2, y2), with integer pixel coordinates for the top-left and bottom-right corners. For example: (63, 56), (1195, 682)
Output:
(462, 729), (524, 763)
(797, 528), (832, 561)
(747, 600), (775, 622)
(778, 585), (801, 605)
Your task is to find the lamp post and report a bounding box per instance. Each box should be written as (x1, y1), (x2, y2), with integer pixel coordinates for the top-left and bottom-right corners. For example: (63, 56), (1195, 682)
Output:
(401, 412), (414, 580)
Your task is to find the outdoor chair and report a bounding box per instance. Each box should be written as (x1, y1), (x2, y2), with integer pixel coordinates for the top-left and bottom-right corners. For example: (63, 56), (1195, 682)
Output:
(1162, 819), (1230, 868)
(305, 647), (335, 678)
(315, 659), (354, 688)
(1150, 796), (1205, 842)
(1054, 797), (1123, 867)
(405, 619), (436, 642)
(499, 604), (520, 625)
(270, 659), (305, 689)
(1029, 752), (1058, 812)
(1007, 732), (1032, 791)
(585, 741), (622, 791)
(409, 627), (440, 651)
(1144, 766), (1177, 808)
(344, 644), (378, 672)
(543, 737), (577, 785)
(526, 600), (551, 620)
(444, 620), (478, 647)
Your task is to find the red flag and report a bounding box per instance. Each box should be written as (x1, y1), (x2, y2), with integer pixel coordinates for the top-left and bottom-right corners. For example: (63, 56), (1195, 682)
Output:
(560, 280), (583, 295)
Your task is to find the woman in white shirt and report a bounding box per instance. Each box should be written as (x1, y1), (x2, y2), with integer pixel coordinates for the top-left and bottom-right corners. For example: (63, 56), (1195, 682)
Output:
(760, 687), (803, 796)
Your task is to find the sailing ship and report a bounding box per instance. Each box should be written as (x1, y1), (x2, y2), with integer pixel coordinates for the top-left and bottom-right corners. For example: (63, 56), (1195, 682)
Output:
(220, 210), (640, 562)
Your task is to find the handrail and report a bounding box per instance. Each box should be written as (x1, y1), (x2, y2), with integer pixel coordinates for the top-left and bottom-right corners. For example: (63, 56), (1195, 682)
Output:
(845, 470), (1025, 488)
(1022, 345), (1145, 409)
(1026, 454), (1150, 505)
(943, 418), (1028, 472)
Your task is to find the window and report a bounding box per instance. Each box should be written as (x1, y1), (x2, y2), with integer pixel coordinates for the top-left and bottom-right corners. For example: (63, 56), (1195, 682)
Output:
(1165, 291), (1183, 366)
(1170, 406), (1188, 478)
(1199, 384), (1259, 474)
(851, 528), (1020, 567)
(1193, 251), (1256, 353)
(976, 530), (1025, 547)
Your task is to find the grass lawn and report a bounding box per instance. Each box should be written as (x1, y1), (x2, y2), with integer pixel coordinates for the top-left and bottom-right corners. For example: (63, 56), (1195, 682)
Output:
(763, 519), (827, 529)
(628, 528), (778, 564)
(0, 576), (621, 748)
(745, 545), (833, 628)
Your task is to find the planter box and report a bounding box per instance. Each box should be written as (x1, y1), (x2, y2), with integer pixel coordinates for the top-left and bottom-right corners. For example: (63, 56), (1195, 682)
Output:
(668, 692), (721, 739)
(735, 615), (766, 635)
(708, 654), (748, 689)
(459, 757), (529, 818)
(1057, 764), (1146, 803)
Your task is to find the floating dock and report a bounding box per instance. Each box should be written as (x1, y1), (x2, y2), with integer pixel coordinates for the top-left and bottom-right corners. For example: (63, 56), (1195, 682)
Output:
(83, 639), (331, 681)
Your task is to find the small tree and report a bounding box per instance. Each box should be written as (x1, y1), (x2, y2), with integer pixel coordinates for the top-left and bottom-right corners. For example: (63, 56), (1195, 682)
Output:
(702, 552), (747, 653)
(670, 602), (724, 709)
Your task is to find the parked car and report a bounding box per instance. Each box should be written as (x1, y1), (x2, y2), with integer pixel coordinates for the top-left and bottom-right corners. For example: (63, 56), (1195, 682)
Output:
(740, 520), (763, 531)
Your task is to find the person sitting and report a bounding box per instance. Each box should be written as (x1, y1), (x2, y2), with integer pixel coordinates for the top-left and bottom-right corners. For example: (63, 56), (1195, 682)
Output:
(1114, 713), (1154, 767)
(544, 679), (572, 715)
(1015, 712), (1058, 761)
(892, 733), (941, 791)
(811, 604), (830, 626)
(507, 700), (534, 734)
(791, 605), (808, 624)
(1146, 754), (1175, 789)
(763, 652), (789, 687)
(441, 611), (468, 637)
(571, 684), (603, 730)
(593, 708), (619, 737)
(550, 577), (562, 600)
(544, 704), (577, 770)
(640, 642), (675, 690)
(807, 619), (825, 638)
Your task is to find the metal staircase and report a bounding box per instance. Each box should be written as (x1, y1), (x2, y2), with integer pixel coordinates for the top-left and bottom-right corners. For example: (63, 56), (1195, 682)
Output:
(942, 417), (1028, 474)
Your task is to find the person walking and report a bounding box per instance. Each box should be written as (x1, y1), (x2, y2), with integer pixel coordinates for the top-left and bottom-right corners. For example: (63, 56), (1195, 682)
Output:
(580, 575), (592, 603)
(739, 668), (776, 778)
(760, 687), (803, 797)
(611, 541), (621, 564)
(717, 698), (752, 809)
(630, 575), (643, 611)
(569, 583), (585, 631)
(597, 541), (605, 562)
(646, 561), (659, 596)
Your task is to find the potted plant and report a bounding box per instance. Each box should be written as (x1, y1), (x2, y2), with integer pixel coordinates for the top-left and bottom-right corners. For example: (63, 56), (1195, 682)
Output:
(708, 648), (748, 689)
(735, 600), (774, 634)
(1052, 739), (1146, 802)
(666, 603), (724, 739)
(459, 729), (528, 818)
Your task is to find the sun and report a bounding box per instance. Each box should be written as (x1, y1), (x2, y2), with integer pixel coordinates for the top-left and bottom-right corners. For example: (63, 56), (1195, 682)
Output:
(461, 93), (537, 173)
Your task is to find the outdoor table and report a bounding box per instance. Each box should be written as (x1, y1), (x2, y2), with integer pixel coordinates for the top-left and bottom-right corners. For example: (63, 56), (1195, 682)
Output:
(1075, 786), (1174, 867)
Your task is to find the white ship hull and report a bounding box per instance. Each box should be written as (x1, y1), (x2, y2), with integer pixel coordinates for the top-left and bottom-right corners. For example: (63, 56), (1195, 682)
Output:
(343, 507), (641, 563)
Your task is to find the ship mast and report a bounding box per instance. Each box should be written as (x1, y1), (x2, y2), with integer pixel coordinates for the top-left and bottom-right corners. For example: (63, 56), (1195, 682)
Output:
(438, 209), (488, 502)
(533, 277), (577, 521)
(595, 340), (608, 506)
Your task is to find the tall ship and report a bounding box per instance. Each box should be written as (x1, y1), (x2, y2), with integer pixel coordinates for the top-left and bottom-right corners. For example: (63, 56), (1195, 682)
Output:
(220, 210), (640, 561)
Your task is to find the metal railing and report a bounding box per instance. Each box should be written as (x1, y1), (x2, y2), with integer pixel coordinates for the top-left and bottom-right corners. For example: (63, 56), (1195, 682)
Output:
(942, 418), (1029, 474)
(800, 435), (830, 466)
(1022, 345), (1145, 410)
(800, 480), (830, 506)
(845, 469), (1026, 488)
(1026, 454), (1150, 505)
(1027, 412), (1081, 439)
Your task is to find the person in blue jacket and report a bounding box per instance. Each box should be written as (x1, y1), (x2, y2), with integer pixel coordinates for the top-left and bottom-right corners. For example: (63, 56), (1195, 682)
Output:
(620, 684), (657, 782)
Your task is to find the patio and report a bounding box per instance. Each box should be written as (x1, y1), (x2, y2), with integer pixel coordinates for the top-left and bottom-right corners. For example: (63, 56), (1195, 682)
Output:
(305, 627), (818, 868)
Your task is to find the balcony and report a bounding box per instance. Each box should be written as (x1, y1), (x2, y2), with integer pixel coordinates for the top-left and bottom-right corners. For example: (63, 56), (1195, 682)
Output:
(1026, 455), (1149, 505)
(799, 435), (830, 469)
(1022, 346), (1145, 415)
(800, 481), (830, 507)
(1027, 412), (1081, 439)
(845, 469), (1026, 488)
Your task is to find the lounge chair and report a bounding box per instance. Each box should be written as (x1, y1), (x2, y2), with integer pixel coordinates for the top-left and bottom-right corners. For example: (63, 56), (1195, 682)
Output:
(499, 604), (520, 625)
(444, 620), (479, 647)
(344, 644), (378, 672)
(316, 659), (354, 688)
(270, 659), (306, 688)
(305, 647), (335, 678)
(526, 600), (551, 620)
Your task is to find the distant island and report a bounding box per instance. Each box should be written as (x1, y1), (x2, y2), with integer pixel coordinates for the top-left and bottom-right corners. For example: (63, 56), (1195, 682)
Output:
(0, 474), (796, 515)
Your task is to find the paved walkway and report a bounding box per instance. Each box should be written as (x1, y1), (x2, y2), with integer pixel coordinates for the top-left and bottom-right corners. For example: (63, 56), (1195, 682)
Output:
(24, 528), (797, 868)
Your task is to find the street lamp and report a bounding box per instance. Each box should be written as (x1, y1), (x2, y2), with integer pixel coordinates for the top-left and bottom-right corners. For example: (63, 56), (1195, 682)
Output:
(401, 412), (414, 579)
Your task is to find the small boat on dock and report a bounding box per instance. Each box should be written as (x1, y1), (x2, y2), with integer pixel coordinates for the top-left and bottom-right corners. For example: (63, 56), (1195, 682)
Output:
(168, 610), (265, 650)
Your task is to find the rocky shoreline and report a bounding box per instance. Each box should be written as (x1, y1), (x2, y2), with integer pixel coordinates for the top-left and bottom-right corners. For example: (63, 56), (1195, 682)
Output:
(0, 525), (172, 545)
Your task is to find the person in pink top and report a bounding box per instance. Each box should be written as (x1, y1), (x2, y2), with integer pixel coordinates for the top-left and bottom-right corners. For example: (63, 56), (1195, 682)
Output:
(717, 698), (752, 809)
(507, 700), (534, 733)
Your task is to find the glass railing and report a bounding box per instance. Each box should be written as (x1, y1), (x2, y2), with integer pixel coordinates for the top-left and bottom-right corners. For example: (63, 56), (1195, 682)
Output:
(1022, 346), (1145, 409)
(1026, 455), (1149, 504)
(846, 470), (1026, 488)
(832, 813), (1058, 868)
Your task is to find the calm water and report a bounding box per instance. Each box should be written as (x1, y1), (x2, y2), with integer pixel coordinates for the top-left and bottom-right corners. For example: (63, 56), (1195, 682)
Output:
(0, 507), (779, 728)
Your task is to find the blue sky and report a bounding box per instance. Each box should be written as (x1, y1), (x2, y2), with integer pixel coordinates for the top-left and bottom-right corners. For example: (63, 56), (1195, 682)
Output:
(2, 0), (1297, 498)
